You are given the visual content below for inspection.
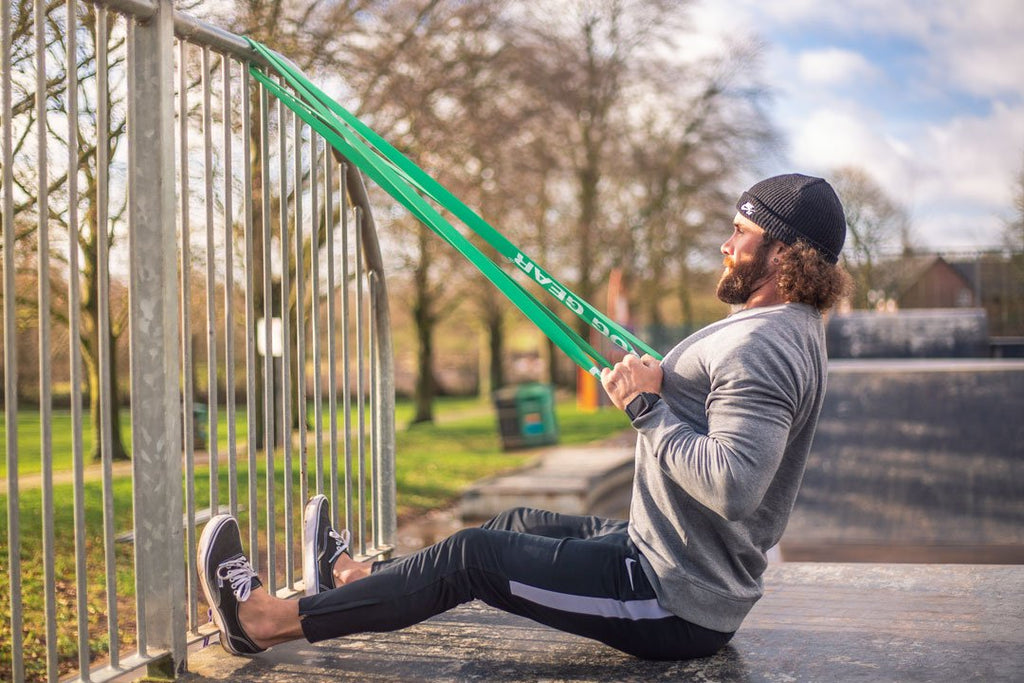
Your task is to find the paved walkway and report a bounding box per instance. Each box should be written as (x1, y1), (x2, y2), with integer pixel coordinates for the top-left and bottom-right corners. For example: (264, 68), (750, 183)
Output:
(0, 459), (135, 495)
(0, 453), (207, 495)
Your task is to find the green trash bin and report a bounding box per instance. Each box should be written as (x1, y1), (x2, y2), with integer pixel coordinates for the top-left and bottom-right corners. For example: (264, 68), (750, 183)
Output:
(192, 402), (208, 450)
(494, 383), (558, 450)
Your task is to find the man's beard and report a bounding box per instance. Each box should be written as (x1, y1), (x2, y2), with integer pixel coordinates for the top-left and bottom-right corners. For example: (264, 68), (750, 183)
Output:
(716, 242), (774, 305)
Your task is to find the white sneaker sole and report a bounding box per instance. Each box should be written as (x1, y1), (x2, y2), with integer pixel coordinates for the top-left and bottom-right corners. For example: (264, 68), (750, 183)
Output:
(197, 514), (242, 655)
(302, 495), (327, 597)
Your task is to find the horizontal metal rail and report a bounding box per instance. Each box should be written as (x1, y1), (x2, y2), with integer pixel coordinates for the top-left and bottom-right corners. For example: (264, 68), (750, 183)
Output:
(95, 0), (279, 67)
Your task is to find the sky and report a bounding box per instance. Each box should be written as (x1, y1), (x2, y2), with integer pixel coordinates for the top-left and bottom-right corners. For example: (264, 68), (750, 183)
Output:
(690, 0), (1024, 252)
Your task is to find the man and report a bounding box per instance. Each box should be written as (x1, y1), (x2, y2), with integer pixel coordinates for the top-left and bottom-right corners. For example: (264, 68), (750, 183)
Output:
(199, 173), (851, 660)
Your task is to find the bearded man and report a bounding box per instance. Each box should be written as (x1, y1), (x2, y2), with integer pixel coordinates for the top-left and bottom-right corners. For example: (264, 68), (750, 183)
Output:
(198, 173), (851, 661)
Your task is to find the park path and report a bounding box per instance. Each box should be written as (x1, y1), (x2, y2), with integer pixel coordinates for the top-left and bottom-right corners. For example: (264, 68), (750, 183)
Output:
(0, 451), (211, 495)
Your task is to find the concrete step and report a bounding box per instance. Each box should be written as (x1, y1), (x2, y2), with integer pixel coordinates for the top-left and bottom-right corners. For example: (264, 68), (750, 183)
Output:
(458, 446), (634, 523)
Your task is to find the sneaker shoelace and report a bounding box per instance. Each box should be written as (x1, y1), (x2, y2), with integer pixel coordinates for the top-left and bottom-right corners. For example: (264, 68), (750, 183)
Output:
(327, 528), (350, 565)
(216, 556), (258, 602)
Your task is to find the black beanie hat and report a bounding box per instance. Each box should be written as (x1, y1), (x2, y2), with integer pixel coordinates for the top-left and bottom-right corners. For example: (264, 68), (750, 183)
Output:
(735, 173), (846, 264)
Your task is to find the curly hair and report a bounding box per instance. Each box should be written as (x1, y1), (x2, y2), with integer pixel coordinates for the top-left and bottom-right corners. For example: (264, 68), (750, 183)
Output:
(771, 238), (853, 312)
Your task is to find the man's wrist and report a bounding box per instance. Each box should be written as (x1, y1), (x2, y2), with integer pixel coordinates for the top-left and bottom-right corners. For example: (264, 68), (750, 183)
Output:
(625, 392), (661, 421)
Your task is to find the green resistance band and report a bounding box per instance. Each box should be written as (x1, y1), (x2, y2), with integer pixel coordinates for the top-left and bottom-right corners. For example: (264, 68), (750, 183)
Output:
(247, 40), (661, 373)
(248, 69), (608, 376)
(249, 39), (660, 361)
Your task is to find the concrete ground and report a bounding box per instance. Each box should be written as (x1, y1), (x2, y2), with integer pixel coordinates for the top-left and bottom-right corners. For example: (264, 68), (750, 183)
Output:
(182, 359), (1024, 681)
(184, 563), (1023, 682)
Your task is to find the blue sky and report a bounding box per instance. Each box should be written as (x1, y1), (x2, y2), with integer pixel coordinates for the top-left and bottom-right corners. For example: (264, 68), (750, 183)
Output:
(691, 0), (1024, 251)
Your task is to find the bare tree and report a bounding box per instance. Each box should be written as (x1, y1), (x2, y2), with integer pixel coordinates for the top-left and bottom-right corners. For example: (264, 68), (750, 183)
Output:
(356, 1), (513, 423)
(206, 0), (778, 406)
(624, 41), (777, 329)
(514, 0), (665, 335)
(831, 166), (912, 308)
(500, 1), (777, 358)
(2, 1), (131, 460)
(998, 152), (1024, 335)
(1004, 151), (1024, 252)
(211, 0), (513, 424)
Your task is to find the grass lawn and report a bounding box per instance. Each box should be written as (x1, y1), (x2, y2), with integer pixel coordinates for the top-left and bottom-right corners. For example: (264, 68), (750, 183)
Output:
(0, 406), (248, 478)
(1, 395), (630, 681)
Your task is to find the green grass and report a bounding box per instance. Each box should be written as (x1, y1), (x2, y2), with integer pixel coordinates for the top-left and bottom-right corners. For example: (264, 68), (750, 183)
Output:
(0, 407), (249, 477)
(1, 395), (630, 681)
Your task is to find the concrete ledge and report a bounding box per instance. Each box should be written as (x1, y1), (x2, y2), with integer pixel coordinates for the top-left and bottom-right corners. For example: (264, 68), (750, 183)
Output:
(787, 360), (1024, 560)
(184, 563), (1023, 682)
(459, 446), (634, 523)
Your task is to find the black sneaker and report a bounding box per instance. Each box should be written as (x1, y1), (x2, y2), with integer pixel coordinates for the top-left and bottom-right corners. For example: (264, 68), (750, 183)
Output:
(302, 494), (351, 596)
(197, 514), (266, 655)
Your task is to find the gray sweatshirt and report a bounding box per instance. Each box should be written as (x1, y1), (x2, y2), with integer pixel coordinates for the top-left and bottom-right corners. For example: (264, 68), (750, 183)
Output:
(628, 303), (827, 633)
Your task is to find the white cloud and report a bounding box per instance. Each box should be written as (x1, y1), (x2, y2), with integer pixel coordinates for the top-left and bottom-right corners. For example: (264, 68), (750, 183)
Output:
(785, 100), (1024, 248)
(917, 100), (1024, 208)
(718, 0), (1024, 99)
(690, 0), (1024, 249)
(797, 48), (878, 87)
(923, 2), (1024, 99)
(788, 107), (915, 191)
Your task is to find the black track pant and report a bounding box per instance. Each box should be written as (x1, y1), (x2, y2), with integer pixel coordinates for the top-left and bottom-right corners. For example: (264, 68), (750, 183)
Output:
(297, 507), (733, 660)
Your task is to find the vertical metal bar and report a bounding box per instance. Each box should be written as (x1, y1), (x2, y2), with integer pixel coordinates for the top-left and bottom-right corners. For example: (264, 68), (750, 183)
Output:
(241, 69), (259, 567)
(352, 169), (399, 548)
(178, 37), (198, 634)
(127, 0), (186, 666)
(65, 1), (92, 677)
(277, 94), (293, 589)
(355, 205), (366, 555)
(96, 7), (121, 664)
(346, 167), (396, 552)
(294, 115), (308, 512)
(3, 0), (23, 677)
(325, 150), (339, 524)
(340, 163), (352, 534)
(202, 44), (219, 516)
(34, 1), (59, 678)
(259, 78), (276, 593)
(222, 55), (238, 516)
(310, 142), (323, 495)
(369, 271), (379, 548)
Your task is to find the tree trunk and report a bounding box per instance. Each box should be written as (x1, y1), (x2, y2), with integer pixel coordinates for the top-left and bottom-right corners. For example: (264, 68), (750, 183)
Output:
(81, 319), (129, 462)
(410, 225), (436, 425)
(575, 145), (599, 338)
(80, 201), (130, 462)
(545, 337), (560, 388)
(411, 302), (436, 424)
(486, 302), (504, 391)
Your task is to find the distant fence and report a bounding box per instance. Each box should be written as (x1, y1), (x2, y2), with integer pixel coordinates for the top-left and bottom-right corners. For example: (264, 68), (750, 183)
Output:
(2, 1), (395, 680)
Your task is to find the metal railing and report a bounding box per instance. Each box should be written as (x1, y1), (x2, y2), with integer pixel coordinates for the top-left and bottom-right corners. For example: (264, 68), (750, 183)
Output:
(1, 0), (396, 680)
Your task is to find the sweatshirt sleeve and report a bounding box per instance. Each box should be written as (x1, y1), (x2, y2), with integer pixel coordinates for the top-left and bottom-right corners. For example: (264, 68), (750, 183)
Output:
(632, 336), (800, 522)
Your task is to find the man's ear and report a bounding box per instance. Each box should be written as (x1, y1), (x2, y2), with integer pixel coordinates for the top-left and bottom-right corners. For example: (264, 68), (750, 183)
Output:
(770, 241), (789, 264)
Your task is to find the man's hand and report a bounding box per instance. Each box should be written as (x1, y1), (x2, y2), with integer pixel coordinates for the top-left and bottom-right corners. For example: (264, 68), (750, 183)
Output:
(600, 354), (663, 410)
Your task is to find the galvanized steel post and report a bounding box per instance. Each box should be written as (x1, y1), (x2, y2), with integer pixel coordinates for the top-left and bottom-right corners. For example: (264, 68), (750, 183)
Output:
(125, 0), (186, 673)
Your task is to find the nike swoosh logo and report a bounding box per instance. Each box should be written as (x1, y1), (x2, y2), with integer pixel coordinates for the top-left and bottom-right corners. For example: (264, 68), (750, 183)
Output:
(624, 557), (637, 591)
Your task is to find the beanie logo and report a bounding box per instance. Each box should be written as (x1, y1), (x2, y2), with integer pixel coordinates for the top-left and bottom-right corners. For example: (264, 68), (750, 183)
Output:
(740, 201), (756, 216)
